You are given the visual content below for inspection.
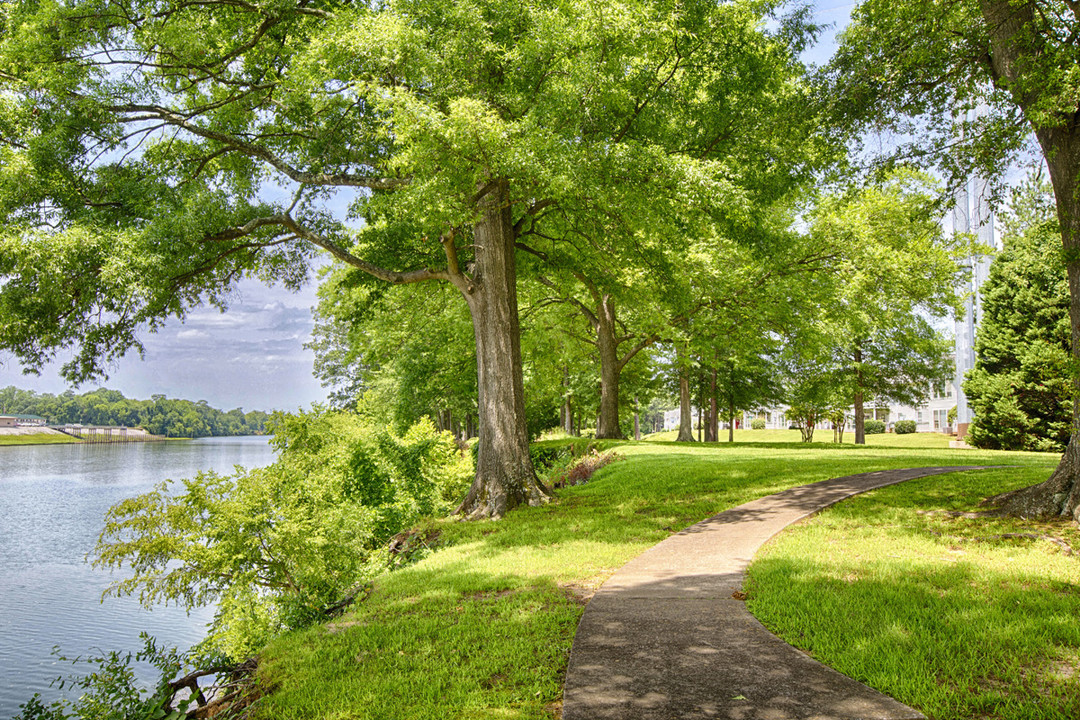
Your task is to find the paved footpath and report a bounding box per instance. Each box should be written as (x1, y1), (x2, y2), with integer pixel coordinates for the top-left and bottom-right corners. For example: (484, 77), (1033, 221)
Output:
(562, 466), (993, 720)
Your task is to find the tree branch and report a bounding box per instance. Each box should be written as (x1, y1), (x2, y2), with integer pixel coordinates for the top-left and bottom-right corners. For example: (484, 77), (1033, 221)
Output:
(106, 103), (407, 190)
(281, 216), (450, 284)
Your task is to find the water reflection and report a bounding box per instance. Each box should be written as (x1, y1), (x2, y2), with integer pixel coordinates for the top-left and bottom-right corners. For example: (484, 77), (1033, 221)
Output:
(0, 437), (276, 716)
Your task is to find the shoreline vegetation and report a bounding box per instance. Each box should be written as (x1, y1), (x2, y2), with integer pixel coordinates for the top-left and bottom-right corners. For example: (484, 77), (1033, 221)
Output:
(0, 386), (271, 439)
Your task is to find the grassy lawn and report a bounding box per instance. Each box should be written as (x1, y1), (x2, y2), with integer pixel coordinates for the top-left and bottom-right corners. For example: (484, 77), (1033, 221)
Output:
(255, 441), (1062, 720)
(0, 433), (80, 445)
(747, 467), (1080, 720)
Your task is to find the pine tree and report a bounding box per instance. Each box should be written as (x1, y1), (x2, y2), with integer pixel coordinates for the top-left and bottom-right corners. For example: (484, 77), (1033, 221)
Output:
(966, 177), (1072, 452)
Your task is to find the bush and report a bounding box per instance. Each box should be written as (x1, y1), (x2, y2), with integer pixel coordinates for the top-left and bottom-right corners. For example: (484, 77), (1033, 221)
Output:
(750, 418), (766, 430)
(864, 419), (886, 434)
(894, 419), (917, 434)
(93, 409), (472, 660)
(548, 449), (622, 488)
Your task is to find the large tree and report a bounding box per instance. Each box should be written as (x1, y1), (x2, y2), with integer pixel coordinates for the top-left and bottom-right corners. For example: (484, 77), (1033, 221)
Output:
(0, 0), (806, 518)
(828, 0), (1080, 521)
(809, 172), (961, 444)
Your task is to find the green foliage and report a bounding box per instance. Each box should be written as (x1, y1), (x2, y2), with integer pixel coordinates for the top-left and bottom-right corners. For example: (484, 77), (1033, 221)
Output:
(965, 177), (1073, 452)
(751, 418), (767, 430)
(893, 419), (917, 435)
(0, 386), (268, 437)
(15, 635), (193, 720)
(863, 419), (886, 434)
(806, 171), (959, 413)
(93, 409), (472, 660)
(786, 404), (821, 443)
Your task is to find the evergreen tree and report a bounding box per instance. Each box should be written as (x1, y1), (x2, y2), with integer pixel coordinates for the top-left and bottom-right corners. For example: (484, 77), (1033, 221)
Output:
(965, 176), (1071, 452)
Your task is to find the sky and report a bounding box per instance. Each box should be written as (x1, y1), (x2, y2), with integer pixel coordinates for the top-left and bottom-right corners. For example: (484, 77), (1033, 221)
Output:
(0, 2), (856, 413)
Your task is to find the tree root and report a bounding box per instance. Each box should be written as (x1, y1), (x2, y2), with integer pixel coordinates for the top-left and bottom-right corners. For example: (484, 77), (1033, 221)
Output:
(164, 656), (264, 719)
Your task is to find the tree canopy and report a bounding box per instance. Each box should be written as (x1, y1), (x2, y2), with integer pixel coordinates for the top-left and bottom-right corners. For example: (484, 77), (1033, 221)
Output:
(966, 174), (1073, 452)
(0, 0), (822, 517)
(827, 0), (1080, 521)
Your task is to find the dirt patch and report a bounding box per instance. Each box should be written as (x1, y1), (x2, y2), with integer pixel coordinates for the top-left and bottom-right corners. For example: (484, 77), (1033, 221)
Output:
(561, 584), (595, 606)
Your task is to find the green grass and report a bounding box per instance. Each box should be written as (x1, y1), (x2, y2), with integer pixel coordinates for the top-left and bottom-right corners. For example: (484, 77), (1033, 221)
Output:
(747, 467), (1080, 720)
(642, 427), (953, 448)
(0, 433), (80, 445)
(255, 441), (1060, 719)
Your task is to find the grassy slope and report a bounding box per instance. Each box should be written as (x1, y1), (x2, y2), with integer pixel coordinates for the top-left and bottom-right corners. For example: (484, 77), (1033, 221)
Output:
(255, 441), (1059, 720)
(0, 433), (80, 445)
(747, 467), (1080, 720)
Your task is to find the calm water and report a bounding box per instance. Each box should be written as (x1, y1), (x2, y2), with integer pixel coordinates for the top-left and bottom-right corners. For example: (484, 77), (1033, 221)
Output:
(0, 436), (277, 717)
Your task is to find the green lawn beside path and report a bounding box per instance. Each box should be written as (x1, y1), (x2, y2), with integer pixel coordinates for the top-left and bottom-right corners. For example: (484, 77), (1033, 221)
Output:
(747, 466), (1080, 720)
(255, 441), (1062, 720)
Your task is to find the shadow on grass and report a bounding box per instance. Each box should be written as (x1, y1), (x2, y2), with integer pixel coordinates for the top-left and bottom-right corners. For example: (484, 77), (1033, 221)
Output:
(747, 555), (1080, 720)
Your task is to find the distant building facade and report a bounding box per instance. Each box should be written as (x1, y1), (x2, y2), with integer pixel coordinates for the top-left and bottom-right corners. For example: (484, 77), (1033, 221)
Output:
(663, 379), (960, 435)
(0, 414), (47, 427)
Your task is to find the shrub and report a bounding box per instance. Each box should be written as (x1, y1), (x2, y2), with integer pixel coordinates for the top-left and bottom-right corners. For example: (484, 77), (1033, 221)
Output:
(750, 418), (766, 430)
(93, 409), (472, 660)
(864, 419), (886, 434)
(548, 449), (622, 488)
(894, 419), (917, 434)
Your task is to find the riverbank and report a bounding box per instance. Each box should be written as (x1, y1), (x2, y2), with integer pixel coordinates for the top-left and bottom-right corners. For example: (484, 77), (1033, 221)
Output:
(0, 427), (80, 445)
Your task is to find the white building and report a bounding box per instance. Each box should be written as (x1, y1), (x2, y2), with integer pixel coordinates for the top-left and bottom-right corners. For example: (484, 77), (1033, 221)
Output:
(663, 378), (961, 435)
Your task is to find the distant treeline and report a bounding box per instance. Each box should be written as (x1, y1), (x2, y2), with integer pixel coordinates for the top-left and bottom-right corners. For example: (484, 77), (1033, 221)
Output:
(0, 387), (270, 438)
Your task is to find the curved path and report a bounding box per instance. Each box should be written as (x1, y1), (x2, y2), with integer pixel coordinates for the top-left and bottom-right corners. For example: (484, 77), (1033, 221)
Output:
(562, 466), (993, 720)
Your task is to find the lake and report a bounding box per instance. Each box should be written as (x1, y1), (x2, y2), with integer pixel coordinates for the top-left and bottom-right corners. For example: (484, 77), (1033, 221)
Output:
(0, 436), (277, 717)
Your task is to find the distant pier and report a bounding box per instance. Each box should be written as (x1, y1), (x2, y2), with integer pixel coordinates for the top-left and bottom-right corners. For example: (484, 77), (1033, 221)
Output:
(48, 425), (168, 443)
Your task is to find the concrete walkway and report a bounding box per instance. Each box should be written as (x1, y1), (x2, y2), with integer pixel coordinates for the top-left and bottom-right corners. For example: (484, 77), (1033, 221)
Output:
(562, 466), (992, 720)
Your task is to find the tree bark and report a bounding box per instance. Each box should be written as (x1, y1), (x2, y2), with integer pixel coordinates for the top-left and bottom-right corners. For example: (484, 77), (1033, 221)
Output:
(595, 295), (626, 439)
(454, 181), (550, 519)
(562, 365), (574, 435)
(676, 345), (696, 442)
(705, 362), (718, 442)
(978, 0), (1080, 522)
(854, 343), (866, 445)
(633, 395), (641, 440)
(728, 399), (735, 443)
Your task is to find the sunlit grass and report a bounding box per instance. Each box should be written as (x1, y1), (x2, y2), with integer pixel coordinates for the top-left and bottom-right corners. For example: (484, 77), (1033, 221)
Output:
(0, 433), (80, 445)
(255, 442), (1058, 719)
(747, 467), (1080, 720)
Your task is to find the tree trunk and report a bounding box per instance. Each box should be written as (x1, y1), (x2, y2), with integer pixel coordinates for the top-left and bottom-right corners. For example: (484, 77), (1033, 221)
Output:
(633, 395), (641, 440)
(562, 366), (574, 435)
(676, 346), (695, 442)
(728, 399), (735, 443)
(455, 181), (550, 519)
(854, 343), (865, 445)
(978, 0), (1080, 522)
(705, 362), (718, 442)
(595, 295), (626, 439)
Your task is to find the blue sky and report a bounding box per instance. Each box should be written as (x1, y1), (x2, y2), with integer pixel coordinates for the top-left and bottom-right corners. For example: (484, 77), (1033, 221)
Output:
(0, 2), (856, 413)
